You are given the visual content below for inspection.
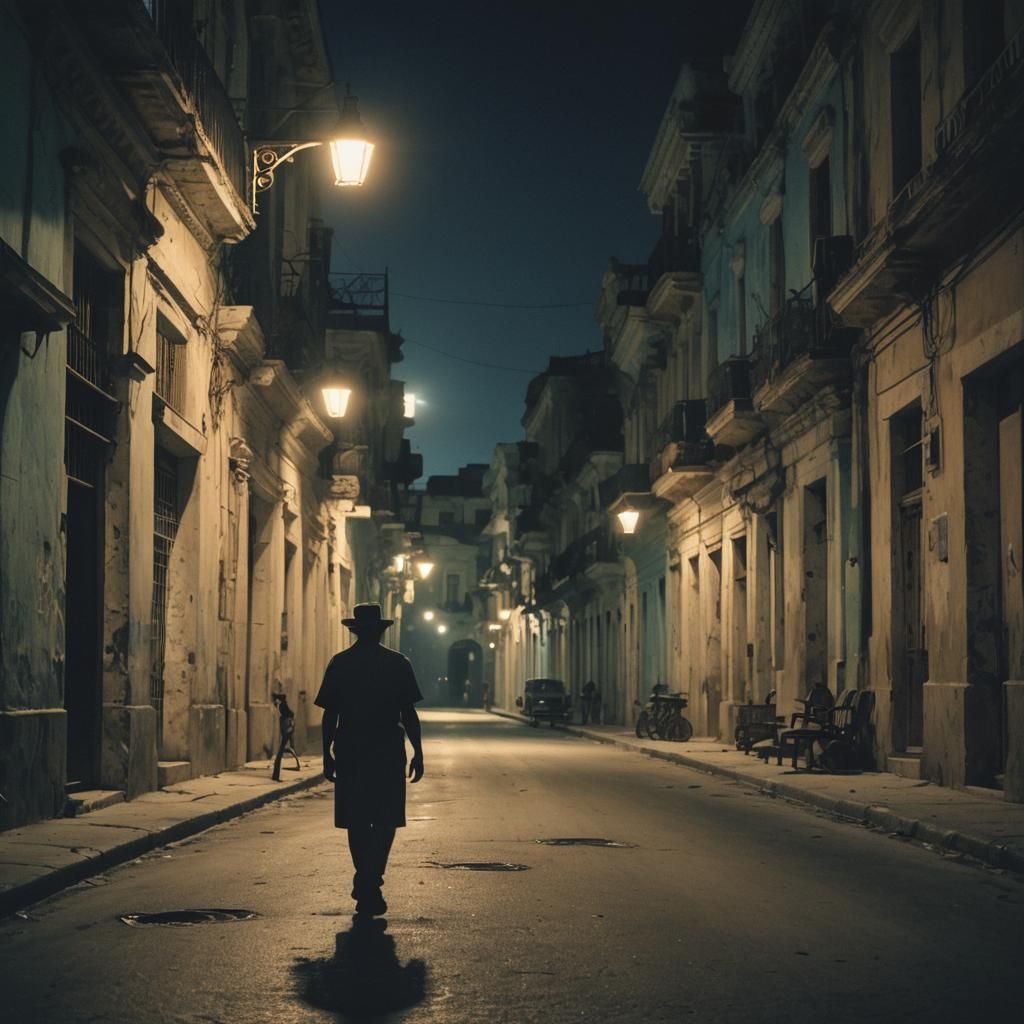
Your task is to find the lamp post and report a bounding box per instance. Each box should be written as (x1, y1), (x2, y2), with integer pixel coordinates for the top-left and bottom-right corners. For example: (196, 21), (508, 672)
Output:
(416, 560), (435, 580)
(250, 85), (374, 215)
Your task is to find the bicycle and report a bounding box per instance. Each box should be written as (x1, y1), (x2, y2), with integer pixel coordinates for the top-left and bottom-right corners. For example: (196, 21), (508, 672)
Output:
(634, 689), (693, 742)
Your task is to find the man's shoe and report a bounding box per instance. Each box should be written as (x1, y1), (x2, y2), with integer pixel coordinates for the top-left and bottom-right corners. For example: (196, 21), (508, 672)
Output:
(355, 892), (387, 916)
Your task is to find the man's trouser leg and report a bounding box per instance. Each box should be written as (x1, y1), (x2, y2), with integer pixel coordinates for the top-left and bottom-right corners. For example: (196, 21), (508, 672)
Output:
(348, 824), (397, 899)
(272, 740), (285, 781)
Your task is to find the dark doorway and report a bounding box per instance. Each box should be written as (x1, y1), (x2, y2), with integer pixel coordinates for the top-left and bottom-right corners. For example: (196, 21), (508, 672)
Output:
(891, 405), (925, 751)
(63, 243), (118, 790)
(150, 450), (181, 752)
(64, 480), (103, 789)
(447, 640), (483, 706)
(803, 480), (829, 692)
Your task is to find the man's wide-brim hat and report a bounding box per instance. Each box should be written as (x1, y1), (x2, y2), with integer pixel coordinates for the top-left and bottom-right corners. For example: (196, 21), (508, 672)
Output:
(342, 603), (394, 631)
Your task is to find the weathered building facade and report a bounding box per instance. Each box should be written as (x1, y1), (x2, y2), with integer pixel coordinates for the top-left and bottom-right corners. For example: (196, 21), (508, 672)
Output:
(488, 0), (1024, 801)
(0, 0), (416, 830)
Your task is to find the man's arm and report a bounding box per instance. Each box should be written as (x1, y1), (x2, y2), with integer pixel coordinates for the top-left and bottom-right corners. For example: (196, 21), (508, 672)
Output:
(321, 710), (340, 781)
(401, 704), (424, 782)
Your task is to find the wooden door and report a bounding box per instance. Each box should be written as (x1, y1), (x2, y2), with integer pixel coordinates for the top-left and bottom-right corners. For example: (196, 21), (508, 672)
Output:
(999, 373), (1024, 773)
(898, 498), (926, 749)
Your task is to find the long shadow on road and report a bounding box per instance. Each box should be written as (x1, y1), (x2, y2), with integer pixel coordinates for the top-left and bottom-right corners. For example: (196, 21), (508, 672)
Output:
(292, 916), (428, 1020)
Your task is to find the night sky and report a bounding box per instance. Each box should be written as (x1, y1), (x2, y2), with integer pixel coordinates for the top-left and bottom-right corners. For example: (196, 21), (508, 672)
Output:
(319, 2), (750, 478)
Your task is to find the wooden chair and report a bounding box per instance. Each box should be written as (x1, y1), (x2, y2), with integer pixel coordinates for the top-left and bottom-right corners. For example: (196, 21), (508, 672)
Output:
(776, 690), (874, 770)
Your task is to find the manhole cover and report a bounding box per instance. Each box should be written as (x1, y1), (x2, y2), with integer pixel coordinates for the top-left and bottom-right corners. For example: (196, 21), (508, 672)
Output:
(425, 861), (530, 872)
(120, 909), (259, 927)
(536, 838), (636, 848)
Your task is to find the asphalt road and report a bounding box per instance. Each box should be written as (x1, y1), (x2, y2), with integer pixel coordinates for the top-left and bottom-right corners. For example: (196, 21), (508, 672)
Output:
(1, 709), (1022, 1024)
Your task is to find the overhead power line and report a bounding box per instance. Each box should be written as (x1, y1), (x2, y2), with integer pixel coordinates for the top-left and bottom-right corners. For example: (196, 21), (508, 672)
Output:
(403, 336), (540, 374)
(392, 291), (593, 310)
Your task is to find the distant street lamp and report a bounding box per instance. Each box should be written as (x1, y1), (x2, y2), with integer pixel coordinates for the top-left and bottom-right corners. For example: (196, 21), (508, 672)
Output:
(392, 554), (406, 573)
(437, 624), (448, 635)
(251, 85), (374, 214)
(416, 560), (435, 580)
(617, 508), (640, 535)
(423, 610), (435, 622)
(488, 641), (496, 649)
(498, 608), (512, 622)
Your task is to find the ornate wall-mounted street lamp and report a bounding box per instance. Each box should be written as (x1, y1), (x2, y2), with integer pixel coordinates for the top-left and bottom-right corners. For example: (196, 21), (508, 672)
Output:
(321, 385), (352, 418)
(416, 560), (435, 580)
(251, 85), (374, 214)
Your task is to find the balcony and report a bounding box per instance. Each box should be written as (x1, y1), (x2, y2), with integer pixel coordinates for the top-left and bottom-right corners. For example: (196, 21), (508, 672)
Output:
(614, 264), (651, 308)
(831, 27), (1024, 327)
(646, 232), (701, 320)
(649, 401), (715, 503)
(75, 0), (253, 241)
(706, 356), (762, 448)
(328, 272), (390, 332)
(558, 424), (624, 485)
(550, 527), (618, 583)
(750, 293), (854, 417)
(383, 440), (423, 487)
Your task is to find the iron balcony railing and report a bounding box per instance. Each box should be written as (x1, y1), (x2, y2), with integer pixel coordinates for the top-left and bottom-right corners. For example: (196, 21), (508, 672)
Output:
(936, 27), (1024, 155)
(706, 356), (753, 420)
(328, 271), (390, 330)
(558, 424), (624, 484)
(650, 400), (713, 477)
(648, 231), (700, 283)
(549, 526), (617, 581)
(750, 291), (816, 394)
(144, 0), (247, 202)
(614, 263), (651, 307)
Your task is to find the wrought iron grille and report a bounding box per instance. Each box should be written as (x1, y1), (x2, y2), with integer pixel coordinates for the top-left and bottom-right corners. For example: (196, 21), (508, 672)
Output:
(65, 246), (116, 487)
(155, 330), (186, 412)
(150, 452), (180, 744)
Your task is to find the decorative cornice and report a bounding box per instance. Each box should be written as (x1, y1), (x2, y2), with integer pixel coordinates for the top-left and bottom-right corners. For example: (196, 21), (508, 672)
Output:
(723, 26), (839, 224)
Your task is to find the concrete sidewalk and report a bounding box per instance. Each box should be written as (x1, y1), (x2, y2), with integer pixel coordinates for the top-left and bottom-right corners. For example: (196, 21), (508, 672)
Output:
(0, 757), (324, 917)
(493, 708), (1024, 875)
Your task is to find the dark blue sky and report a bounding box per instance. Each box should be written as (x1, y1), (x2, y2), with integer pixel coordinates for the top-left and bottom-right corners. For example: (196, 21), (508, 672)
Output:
(320, 2), (749, 478)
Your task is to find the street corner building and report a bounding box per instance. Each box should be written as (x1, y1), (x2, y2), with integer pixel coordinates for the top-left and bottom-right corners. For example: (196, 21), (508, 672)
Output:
(0, 0), (422, 830)
(476, 1), (1024, 801)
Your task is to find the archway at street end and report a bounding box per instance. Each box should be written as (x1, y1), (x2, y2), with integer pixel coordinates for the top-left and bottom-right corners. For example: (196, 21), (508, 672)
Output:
(447, 639), (484, 707)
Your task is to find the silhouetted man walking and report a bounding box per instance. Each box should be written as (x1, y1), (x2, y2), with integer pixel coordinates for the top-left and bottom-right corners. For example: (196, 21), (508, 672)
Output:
(317, 604), (424, 917)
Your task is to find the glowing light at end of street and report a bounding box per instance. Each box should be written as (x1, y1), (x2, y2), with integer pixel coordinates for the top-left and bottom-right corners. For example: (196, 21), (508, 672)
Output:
(423, 610), (435, 622)
(498, 608), (512, 621)
(437, 624), (448, 635)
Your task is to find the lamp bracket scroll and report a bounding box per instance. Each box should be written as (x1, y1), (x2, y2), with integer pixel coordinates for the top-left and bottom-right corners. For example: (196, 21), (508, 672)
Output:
(251, 141), (322, 213)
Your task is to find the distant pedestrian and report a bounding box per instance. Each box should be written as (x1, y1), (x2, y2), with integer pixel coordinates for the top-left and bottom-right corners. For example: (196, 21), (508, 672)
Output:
(482, 684), (491, 712)
(463, 680), (471, 707)
(581, 680), (598, 725)
(317, 604), (425, 917)
(271, 692), (301, 781)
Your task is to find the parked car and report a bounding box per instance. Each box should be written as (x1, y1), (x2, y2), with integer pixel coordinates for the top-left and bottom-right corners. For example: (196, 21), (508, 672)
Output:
(516, 678), (571, 727)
